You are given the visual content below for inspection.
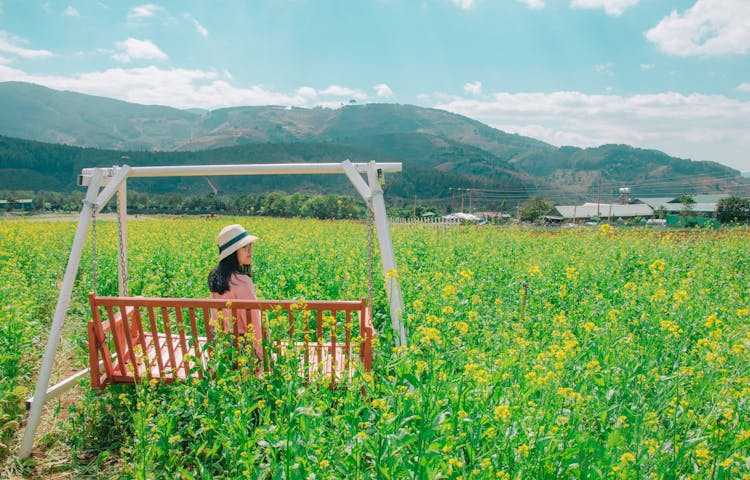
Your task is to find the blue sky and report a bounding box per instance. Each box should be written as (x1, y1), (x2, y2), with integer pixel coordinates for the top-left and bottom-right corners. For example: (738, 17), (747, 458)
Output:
(1, 0), (749, 171)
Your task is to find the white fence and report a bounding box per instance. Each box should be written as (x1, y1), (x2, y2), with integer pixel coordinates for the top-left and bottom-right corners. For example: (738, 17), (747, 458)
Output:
(389, 217), (463, 227)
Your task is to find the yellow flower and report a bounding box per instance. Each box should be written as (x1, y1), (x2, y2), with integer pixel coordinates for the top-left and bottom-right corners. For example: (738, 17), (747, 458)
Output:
(620, 452), (636, 463)
(586, 359), (601, 374)
(371, 398), (388, 410)
(673, 289), (688, 304)
(454, 321), (469, 335)
(695, 448), (712, 462)
(442, 284), (457, 298)
(649, 259), (666, 275)
(516, 444), (531, 458)
(459, 269), (474, 281)
(565, 267), (578, 280)
(417, 326), (443, 345)
(494, 404), (511, 422)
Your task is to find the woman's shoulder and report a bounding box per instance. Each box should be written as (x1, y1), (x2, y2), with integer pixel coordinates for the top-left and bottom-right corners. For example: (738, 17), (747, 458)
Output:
(230, 272), (252, 284)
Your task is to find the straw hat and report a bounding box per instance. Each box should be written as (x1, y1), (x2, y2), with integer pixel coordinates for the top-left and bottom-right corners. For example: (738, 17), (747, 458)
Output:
(216, 224), (258, 261)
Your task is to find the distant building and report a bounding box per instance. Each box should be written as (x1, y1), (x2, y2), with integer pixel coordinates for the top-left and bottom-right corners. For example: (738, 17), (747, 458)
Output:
(634, 195), (728, 218)
(552, 203), (654, 222)
(475, 211), (512, 223)
(0, 199), (33, 211)
(442, 212), (482, 222)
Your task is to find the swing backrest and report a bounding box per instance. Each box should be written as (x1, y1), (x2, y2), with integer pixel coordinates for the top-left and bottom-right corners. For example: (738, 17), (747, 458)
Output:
(87, 294), (374, 388)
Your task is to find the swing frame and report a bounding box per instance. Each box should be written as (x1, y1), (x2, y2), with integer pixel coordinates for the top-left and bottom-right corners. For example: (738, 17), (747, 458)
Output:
(20, 160), (406, 459)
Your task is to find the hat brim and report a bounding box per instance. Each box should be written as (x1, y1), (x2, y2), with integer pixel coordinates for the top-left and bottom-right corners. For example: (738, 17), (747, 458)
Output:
(218, 234), (259, 261)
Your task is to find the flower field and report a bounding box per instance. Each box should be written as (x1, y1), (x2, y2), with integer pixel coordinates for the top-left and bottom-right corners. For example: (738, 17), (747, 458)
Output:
(1, 217), (749, 478)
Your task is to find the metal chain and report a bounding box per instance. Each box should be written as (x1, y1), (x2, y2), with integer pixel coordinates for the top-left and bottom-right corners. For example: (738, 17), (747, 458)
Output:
(91, 205), (98, 293)
(116, 193), (128, 296)
(366, 204), (375, 310)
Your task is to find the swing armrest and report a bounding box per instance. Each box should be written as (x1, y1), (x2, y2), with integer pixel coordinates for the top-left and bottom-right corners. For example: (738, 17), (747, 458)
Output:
(359, 306), (375, 371)
(362, 307), (375, 338)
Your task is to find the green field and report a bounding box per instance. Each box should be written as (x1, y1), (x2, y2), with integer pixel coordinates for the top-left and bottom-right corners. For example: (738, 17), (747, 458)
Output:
(1, 217), (749, 479)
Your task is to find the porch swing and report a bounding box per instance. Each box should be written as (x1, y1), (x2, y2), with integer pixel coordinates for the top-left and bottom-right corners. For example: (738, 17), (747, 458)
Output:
(20, 161), (407, 459)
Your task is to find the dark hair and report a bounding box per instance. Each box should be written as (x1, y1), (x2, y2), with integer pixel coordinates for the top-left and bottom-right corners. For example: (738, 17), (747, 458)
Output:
(208, 251), (251, 294)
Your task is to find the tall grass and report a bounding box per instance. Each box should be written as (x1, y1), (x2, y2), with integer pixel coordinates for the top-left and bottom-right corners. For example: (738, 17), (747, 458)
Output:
(2, 218), (749, 478)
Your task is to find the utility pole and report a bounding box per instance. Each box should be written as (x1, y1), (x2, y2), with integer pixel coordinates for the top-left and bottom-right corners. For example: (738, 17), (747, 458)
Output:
(413, 194), (417, 217)
(468, 189), (472, 213)
(597, 174), (601, 218)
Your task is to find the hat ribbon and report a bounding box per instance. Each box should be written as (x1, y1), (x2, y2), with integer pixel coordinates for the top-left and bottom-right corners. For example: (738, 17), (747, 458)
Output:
(218, 231), (249, 253)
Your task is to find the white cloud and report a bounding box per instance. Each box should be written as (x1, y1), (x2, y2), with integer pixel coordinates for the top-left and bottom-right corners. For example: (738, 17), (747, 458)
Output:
(571, 0), (639, 16)
(182, 13), (209, 36)
(595, 62), (615, 76)
(464, 81), (482, 95)
(0, 63), (378, 110)
(192, 19), (208, 37)
(451, 0), (476, 10)
(296, 86), (317, 100)
(1, 56), (748, 170)
(435, 90), (750, 171)
(640, 63), (654, 70)
(646, 0), (750, 57)
(517, 0), (545, 10)
(128, 4), (163, 19)
(63, 6), (80, 17)
(112, 38), (168, 63)
(737, 82), (750, 92)
(0, 30), (53, 59)
(374, 83), (394, 97)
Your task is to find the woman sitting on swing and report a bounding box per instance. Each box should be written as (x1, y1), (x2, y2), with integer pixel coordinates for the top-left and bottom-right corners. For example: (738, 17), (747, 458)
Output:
(208, 224), (264, 374)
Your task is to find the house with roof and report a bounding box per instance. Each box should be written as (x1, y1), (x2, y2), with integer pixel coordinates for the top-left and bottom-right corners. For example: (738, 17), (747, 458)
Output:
(551, 202), (654, 223)
(634, 194), (728, 218)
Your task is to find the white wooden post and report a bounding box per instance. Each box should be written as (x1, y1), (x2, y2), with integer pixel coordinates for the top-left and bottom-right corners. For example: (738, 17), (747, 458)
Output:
(366, 162), (407, 347)
(19, 171), (103, 459)
(341, 160), (408, 347)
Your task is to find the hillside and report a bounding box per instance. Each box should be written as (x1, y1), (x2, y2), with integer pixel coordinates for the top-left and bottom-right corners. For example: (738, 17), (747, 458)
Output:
(0, 135), (532, 207)
(0, 81), (746, 206)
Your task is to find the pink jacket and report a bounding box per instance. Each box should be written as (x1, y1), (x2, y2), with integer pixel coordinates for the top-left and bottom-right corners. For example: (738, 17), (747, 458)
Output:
(210, 273), (261, 337)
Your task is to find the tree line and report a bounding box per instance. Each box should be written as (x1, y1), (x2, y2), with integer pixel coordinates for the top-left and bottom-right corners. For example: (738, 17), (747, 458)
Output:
(4, 189), (748, 224)
(1, 190), (370, 219)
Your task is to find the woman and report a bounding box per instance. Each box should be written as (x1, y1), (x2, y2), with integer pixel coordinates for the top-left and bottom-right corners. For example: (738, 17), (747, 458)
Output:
(208, 224), (264, 372)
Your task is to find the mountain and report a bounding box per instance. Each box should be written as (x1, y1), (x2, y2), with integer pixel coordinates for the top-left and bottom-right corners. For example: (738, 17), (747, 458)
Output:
(0, 82), (197, 150)
(0, 82), (550, 158)
(0, 81), (746, 206)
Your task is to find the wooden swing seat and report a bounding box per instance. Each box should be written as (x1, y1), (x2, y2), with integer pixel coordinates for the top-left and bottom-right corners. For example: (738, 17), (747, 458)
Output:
(87, 294), (374, 388)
